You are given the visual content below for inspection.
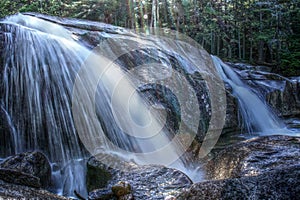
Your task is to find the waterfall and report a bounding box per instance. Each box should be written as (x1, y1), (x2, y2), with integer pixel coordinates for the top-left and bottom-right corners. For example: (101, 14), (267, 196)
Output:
(2, 13), (295, 199)
(1, 14), (90, 197)
(1, 13), (221, 197)
(211, 55), (289, 135)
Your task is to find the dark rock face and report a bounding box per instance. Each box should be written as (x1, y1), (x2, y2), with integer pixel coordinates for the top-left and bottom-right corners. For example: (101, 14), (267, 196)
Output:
(0, 180), (69, 200)
(87, 154), (192, 200)
(205, 135), (300, 180)
(0, 151), (51, 188)
(177, 165), (300, 200)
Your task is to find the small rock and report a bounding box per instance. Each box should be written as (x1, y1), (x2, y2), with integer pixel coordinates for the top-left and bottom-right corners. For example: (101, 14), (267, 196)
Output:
(111, 181), (131, 197)
(165, 195), (176, 200)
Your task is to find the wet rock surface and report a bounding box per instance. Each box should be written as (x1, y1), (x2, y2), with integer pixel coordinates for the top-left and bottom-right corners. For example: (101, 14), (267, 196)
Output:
(177, 135), (300, 200)
(205, 135), (300, 180)
(0, 151), (51, 188)
(228, 63), (300, 118)
(87, 154), (192, 200)
(0, 168), (41, 188)
(0, 180), (69, 199)
(1, 13), (299, 139)
(0, 13), (300, 200)
(177, 165), (300, 200)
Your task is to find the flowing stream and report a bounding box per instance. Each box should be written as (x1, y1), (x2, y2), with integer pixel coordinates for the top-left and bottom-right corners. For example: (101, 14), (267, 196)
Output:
(0, 14), (208, 197)
(212, 55), (291, 135)
(0, 14), (295, 198)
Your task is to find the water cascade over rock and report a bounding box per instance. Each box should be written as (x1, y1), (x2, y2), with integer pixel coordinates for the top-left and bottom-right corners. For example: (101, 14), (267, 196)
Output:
(212, 56), (293, 135)
(0, 13), (226, 197)
(0, 13), (299, 199)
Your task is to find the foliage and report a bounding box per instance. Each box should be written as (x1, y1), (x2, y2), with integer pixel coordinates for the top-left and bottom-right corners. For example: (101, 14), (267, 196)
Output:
(0, 0), (299, 76)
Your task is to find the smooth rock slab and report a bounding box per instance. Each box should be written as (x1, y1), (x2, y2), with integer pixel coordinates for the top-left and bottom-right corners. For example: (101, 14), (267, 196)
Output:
(205, 135), (300, 180)
(177, 165), (300, 200)
(87, 154), (192, 200)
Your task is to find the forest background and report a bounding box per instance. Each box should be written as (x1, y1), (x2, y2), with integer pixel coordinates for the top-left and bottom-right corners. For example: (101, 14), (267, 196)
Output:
(1, 0), (299, 76)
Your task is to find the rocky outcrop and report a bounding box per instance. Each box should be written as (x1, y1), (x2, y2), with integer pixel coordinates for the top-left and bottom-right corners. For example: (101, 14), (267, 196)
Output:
(177, 165), (300, 200)
(87, 154), (192, 200)
(205, 135), (300, 180)
(0, 180), (69, 199)
(0, 151), (51, 188)
(229, 63), (300, 118)
(177, 135), (300, 200)
(266, 79), (300, 117)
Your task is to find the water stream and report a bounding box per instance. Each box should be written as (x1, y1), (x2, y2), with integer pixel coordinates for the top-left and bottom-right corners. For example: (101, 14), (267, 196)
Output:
(0, 14), (203, 197)
(212, 55), (291, 135)
(0, 14), (297, 198)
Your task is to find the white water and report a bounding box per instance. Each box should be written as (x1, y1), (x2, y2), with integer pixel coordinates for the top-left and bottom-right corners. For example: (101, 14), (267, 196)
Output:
(1, 14), (90, 197)
(211, 55), (291, 135)
(1, 14), (204, 197)
(3, 13), (294, 198)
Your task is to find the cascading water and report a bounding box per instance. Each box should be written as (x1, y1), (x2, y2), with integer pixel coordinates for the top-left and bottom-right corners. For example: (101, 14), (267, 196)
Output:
(1, 14), (90, 197)
(1, 13), (225, 197)
(2, 13), (295, 199)
(211, 55), (289, 135)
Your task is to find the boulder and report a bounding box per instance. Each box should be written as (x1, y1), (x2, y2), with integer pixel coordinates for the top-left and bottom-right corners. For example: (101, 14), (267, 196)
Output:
(0, 180), (69, 200)
(87, 153), (192, 200)
(0, 151), (51, 188)
(0, 168), (41, 188)
(177, 135), (300, 200)
(205, 135), (300, 180)
(87, 155), (113, 191)
(177, 165), (300, 200)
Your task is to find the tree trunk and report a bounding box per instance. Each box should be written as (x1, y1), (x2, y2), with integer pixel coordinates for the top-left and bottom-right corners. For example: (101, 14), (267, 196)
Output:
(243, 32), (245, 60)
(238, 30), (241, 59)
(258, 40), (264, 62)
(250, 39), (253, 62)
(151, 0), (157, 27)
